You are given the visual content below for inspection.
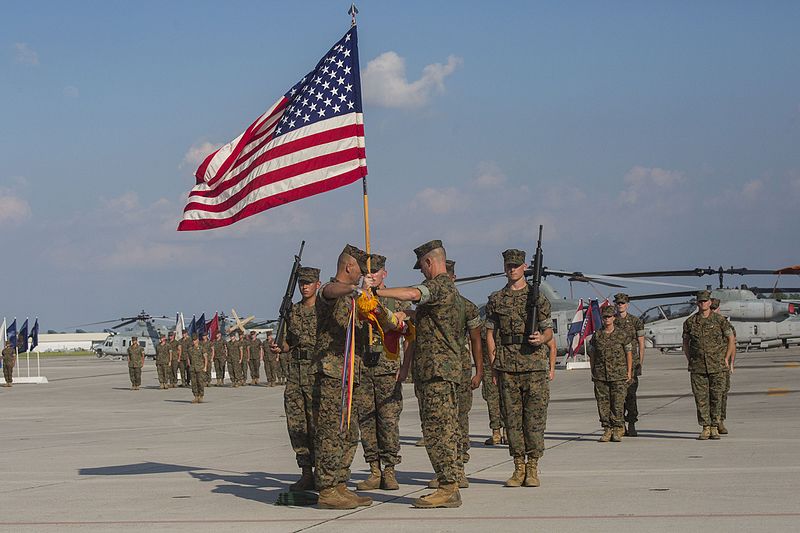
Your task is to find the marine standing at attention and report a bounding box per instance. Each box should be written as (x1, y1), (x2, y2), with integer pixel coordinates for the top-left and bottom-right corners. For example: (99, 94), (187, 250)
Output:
(226, 331), (243, 387)
(682, 290), (735, 440)
(271, 266), (321, 492)
(485, 248), (553, 488)
(367, 240), (463, 508)
(155, 335), (171, 390)
(187, 334), (209, 404)
(711, 297), (736, 435)
(127, 336), (145, 391)
(179, 329), (193, 387)
(355, 254), (409, 492)
(480, 324), (506, 445)
(313, 244), (372, 510)
(248, 331), (262, 386)
(613, 293), (646, 437)
(588, 306), (633, 442)
(2, 340), (16, 387)
(201, 333), (212, 386)
(240, 332), (250, 385)
(211, 331), (227, 386)
(167, 331), (180, 388)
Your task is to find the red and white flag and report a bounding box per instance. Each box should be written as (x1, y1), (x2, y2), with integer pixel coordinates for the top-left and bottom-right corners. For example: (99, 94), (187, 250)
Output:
(178, 26), (367, 231)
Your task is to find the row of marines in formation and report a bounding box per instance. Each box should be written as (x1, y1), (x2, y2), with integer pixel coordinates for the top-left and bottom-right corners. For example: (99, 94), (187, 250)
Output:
(125, 329), (289, 402)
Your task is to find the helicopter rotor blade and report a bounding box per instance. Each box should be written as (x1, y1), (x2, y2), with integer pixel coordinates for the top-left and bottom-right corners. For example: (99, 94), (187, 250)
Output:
(627, 290), (698, 302)
(113, 318), (139, 329)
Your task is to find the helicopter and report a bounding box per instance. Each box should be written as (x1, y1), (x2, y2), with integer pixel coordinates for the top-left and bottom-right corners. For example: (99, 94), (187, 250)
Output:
(614, 266), (800, 351)
(76, 311), (172, 358)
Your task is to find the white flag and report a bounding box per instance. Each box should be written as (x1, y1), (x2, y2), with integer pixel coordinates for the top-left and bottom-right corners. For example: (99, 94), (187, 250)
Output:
(1, 318), (6, 344)
(174, 313), (186, 340)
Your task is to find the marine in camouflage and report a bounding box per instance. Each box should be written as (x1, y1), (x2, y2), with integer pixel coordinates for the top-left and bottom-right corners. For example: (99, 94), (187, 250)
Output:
(127, 339), (144, 388)
(186, 339), (208, 399)
(589, 324), (632, 429)
(154, 338), (171, 387)
(283, 301), (318, 468)
(486, 281), (553, 460)
(455, 294), (482, 464)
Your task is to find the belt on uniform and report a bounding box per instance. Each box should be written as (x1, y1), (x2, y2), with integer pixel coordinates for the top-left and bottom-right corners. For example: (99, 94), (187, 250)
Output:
(500, 334), (525, 345)
(292, 349), (311, 360)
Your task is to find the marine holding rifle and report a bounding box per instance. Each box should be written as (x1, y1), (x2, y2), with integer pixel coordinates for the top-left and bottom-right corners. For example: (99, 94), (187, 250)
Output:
(485, 248), (553, 488)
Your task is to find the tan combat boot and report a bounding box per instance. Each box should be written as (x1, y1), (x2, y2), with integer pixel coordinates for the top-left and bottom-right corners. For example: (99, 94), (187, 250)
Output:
(412, 483), (462, 508)
(356, 461), (382, 490)
(504, 457), (526, 487)
(198, 395), (204, 403)
(427, 477), (439, 489)
(336, 484), (372, 507)
(289, 466), (315, 492)
(611, 427), (623, 442)
(718, 421), (728, 434)
(698, 426), (711, 440)
(191, 395), (199, 404)
(599, 428), (612, 442)
(381, 465), (399, 490)
(318, 487), (358, 509)
(484, 429), (502, 445)
(710, 426), (721, 440)
(523, 457), (540, 487)
(415, 437), (426, 447)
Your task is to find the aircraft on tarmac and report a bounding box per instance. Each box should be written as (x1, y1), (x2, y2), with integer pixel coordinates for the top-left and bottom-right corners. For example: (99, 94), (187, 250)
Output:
(617, 267), (800, 351)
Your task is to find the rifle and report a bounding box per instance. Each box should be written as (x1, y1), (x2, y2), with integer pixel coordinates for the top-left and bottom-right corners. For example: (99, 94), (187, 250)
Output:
(527, 225), (544, 336)
(275, 241), (305, 349)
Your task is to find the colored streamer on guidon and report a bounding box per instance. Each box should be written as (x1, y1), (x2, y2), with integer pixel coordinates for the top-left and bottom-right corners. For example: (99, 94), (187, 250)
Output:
(340, 297), (357, 431)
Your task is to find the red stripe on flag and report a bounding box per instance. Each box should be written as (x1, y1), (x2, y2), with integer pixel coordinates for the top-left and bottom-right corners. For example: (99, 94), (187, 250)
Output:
(183, 147), (366, 214)
(190, 124), (365, 200)
(177, 165), (367, 231)
(195, 97), (289, 187)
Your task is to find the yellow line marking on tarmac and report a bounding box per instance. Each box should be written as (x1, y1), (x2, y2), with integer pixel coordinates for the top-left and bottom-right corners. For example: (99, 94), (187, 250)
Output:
(785, 362), (799, 368)
(768, 388), (790, 396)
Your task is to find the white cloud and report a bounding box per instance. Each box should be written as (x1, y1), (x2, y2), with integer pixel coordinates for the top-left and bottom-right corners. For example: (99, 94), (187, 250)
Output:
(473, 162), (506, 188)
(363, 51), (463, 109)
(182, 141), (222, 169)
(620, 166), (685, 205)
(410, 186), (469, 214)
(63, 85), (79, 98)
(13, 43), (39, 65)
(741, 179), (763, 198)
(0, 189), (31, 223)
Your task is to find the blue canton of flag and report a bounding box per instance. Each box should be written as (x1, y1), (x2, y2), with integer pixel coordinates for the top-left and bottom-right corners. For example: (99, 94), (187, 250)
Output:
(276, 29), (363, 137)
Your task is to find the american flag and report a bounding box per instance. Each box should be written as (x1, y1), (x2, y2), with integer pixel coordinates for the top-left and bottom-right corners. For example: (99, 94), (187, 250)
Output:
(178, 27), (367, 231)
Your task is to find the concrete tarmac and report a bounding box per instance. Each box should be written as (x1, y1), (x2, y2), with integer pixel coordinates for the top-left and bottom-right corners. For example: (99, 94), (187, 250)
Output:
(1, 348), (799, 532)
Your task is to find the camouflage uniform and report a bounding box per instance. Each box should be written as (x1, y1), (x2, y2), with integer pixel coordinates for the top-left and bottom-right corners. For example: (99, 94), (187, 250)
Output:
(2, 345), (16, 385)
(683, 311), (734, 428)
(262, 338), (278, 385)
(455, 294), (482, 465)
(412, 272), (463, 486)
(154, 341), (171, 387)
(589, 326), (632, 429)
(279, 351), (290, 384)
(167, 338), (180, 386)
(722, 323), (736, 422)
(356, 294), (410, 469)
(248, 335), (261, 384)
(127, 342), (144, 388)
(186, 341), (208, 399)
(486, 283), (553, 461)
(313, 278), (368, 491)
(240, 339), (250, 383)
(283, 301), (318, 468)
(616, 312), (645, 425)
(480, 327), (504, 432)
(179, 336), (193, 386)
(211, 338), (227, 383)
(201, 338), (213, 385)
(226, 337), (243, 386)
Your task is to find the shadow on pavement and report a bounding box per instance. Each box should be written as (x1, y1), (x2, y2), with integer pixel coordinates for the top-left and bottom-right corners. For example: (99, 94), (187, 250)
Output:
(79, 462), (202, 476)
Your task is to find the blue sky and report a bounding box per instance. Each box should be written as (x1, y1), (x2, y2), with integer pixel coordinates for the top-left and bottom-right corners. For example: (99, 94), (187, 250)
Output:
(2, 1), (799, 329)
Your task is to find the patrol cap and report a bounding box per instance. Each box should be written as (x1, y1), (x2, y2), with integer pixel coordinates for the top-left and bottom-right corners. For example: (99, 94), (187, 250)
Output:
(191, 333), (198, 340)
(413, 239), (444, 269)
(696, 290), (712, 302)
(297, 266), (321, 283)
(614, 293), (630, 304)
(342, 244), (369, 275)
(131, 336), (138, 341)
(369, 254), (386, 272)
(710, 297), (721, 310)
(502, 249), (526, 266)
(601, 306), (616, 318)
(446, 259), (456, 275)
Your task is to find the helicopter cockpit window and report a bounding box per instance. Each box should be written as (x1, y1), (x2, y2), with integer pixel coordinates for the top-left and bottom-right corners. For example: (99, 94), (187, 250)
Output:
(122, 340), (127, 347)
(552, 318), (558, 334)
(640, 306), (664, 324)
(660, 303), (695, 321)
(139, 341), (146, 348)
